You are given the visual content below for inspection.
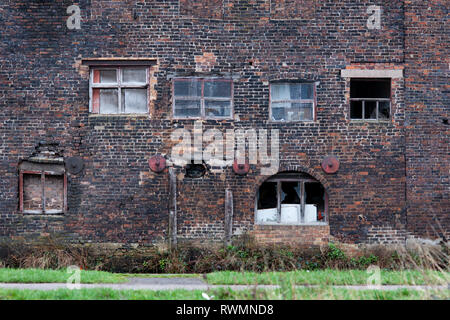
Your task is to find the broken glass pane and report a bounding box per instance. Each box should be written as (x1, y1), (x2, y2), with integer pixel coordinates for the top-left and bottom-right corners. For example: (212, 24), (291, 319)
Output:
(350, 79), (391, 99)
(99, 89), (119, 114)
(204, 81), (231, 98)
(174, 99), (201, 117)
(122, 68), (146, 83)
(305, 182), (325, 222)
(122, 89), (147, 113)
(205, 100), (231, 117)
(350, 100), (363, 119)
(378, 101), (390, 119)
(174, 80), (201, 97)
(365, 101), (377, 119)
(281, 182), (300, 204)
(258, 182), (278, 210)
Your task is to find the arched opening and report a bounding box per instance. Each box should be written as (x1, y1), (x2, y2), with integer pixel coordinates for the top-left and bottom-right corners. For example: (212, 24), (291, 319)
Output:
(255, 171), (328, 225)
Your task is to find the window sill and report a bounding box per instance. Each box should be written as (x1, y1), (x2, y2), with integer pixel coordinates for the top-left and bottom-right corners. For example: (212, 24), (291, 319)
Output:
(269, 120), (316, 124)
(89, 113), (149, 117)
(22, 211), (64, 218)
(255, 222), (328, 226)
(349, 119), (391, 123)
(172, 117), (234, 121)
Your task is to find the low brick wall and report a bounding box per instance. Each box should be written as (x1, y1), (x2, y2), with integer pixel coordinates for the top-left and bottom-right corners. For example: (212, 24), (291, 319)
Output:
(251, 224), (330, 246)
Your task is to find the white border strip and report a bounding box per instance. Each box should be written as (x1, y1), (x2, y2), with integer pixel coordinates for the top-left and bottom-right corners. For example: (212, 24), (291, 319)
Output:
(341, 69), (403, 78)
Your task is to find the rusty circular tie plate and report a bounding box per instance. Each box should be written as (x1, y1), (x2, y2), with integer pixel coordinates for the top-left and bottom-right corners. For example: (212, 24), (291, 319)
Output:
(149, 155), (166, 173)
(233, 159), (250, 175)
(321, 156), (339, 174)
(65, 156), (84, 174)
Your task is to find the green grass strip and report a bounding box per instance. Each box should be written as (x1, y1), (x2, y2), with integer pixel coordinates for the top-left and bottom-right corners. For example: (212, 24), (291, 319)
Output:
(0, 268), (128, 284)
(206, 269), (450, 285)
(0, 287), (448, 300)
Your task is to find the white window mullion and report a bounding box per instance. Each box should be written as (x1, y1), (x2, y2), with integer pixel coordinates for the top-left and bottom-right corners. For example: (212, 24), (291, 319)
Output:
(118, 68), (122, 113)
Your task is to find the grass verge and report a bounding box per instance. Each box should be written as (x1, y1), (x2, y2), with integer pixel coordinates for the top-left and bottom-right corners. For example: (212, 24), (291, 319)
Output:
(206, 269), (450, 285)
(0, 268), (128, 284)
(0, 287), (448, 300)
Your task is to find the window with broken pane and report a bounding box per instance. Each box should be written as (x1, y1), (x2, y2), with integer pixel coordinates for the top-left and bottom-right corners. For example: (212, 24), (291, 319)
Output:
(256, 173), (327, 225)
(350, 79), (391, 120)
(173, 78), (233, 119)
(270, 83), (315, 121)
(90, 67), (149, 114)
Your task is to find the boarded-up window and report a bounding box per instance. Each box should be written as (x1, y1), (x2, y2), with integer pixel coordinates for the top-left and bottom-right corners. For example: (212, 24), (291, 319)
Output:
(20, 170), (66, 214)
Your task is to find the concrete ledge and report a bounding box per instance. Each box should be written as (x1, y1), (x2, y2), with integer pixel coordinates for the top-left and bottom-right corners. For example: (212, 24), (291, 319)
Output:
(341, 69), (403, 78)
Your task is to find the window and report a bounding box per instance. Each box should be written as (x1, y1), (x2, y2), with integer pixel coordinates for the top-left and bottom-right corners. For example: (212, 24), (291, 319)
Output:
(256, 172), (327, 225)
(173, 78), (233, 119)
(90, 67), (149, 114)
(270, 82), (315, 121)
(350, 79), (391, 120)
(19, 170), (67, 214)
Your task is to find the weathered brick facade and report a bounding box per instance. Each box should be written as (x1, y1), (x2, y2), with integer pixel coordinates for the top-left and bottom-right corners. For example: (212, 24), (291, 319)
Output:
(0, 0), (447, 247)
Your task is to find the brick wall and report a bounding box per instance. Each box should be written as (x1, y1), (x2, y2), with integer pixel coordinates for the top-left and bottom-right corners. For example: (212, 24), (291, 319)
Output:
(404, 0), (450, 241)
(0, 0), (447, 247)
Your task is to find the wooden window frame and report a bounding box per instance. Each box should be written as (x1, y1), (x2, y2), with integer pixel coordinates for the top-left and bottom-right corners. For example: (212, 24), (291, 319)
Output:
(19, 170), (67, 214)
(349, 78), (392, 121)
(269, 82), (317, 122)
(172, 78), (234, 120)
(256, 175), (328, 225)
(89, 66), (150, 114)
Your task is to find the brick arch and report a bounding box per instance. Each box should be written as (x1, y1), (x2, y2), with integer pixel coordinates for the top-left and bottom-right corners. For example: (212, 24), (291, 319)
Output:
(252, 163), (331, 197)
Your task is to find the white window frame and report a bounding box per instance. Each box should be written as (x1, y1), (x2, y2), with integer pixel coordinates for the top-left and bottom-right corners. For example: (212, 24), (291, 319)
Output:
(269, 82), (317, 122)
(89, 66), (150, 114)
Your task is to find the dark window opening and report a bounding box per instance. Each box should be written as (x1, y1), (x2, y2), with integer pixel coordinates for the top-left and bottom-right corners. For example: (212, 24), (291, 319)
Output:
(185, 161), (207, 178)
(305, 182), (325, 221)
(256, 173), (327, 224)
(350, 79), (391, 120)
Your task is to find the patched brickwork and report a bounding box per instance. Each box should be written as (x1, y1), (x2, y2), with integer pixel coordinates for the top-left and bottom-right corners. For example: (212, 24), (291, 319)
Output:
(180, 0), (223, 19)
(251, 225), (330, 246)
(270, 0), (316, 20)
(0, 0), (447, 247)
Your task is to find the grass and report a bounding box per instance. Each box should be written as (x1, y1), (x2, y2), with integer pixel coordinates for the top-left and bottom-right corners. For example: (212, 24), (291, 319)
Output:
(0, 268), (128, 284)
(206, 269), (450, 286)
(0, 268), (202, 283)
(0, 287), (447, 300)
(1, 268), (449, 286)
